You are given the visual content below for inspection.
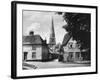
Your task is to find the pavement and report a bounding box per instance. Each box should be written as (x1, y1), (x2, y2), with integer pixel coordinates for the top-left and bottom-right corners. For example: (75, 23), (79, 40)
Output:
(22, 59), (91, 70)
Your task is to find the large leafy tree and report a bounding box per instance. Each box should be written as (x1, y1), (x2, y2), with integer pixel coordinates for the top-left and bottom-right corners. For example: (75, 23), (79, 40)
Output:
(58, 12), (91, 49)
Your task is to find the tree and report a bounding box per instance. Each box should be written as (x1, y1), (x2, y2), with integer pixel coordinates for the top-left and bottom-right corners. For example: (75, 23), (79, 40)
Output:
(58, 12), (91, 49)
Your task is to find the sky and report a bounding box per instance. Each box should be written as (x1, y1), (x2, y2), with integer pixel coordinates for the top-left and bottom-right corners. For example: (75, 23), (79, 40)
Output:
(23, 10), (67, 44)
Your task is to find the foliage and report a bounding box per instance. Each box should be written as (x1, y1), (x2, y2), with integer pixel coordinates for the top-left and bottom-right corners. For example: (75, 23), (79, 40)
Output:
(58, 12), (91, 49)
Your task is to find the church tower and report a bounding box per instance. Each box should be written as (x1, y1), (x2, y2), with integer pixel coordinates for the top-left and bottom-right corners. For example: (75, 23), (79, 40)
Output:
(49, 17), (56, 48)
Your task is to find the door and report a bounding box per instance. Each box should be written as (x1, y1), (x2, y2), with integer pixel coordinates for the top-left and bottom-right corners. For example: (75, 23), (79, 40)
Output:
(24, 52), (28, 60)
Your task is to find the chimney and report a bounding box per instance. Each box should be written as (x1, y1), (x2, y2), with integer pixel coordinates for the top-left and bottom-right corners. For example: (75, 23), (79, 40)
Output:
(29, 31), (34, 36)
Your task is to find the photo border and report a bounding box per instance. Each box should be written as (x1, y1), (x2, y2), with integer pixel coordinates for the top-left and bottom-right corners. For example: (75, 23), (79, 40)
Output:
(11, 1), (98, 79)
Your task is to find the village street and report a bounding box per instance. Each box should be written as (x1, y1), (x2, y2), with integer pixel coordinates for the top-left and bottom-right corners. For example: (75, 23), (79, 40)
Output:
(23, 59), (90, 70)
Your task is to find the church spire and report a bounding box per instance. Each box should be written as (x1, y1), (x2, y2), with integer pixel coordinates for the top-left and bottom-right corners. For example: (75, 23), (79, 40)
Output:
(51, 17), (55, 37)
(49, 17), (56, 47)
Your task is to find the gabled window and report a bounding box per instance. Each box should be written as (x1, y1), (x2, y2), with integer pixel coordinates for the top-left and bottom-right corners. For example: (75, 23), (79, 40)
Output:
(32, 46), (36, 50)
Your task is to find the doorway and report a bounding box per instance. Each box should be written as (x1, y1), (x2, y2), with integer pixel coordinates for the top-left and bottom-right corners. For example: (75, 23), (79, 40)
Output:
(24, 52), (28, 60)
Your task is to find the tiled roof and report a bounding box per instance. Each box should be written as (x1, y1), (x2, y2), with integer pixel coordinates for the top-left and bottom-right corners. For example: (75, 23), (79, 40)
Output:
(23, 35), (44, 45)
(62, 32), (72, 46)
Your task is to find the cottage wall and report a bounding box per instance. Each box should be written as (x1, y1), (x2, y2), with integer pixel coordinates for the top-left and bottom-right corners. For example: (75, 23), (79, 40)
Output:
(63, 39), (82, 62)
(23, 45), (32, 60)
(36, 46), (42, 59)
(23, 45), (42, 60)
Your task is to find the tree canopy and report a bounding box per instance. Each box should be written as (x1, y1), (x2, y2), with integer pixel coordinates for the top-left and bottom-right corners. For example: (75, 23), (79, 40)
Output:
(58, 12), (91, 49)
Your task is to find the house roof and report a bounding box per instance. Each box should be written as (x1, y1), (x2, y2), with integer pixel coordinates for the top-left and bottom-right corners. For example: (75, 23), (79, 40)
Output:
(62, 32), (72, 47)
(23, 35), (44, 45)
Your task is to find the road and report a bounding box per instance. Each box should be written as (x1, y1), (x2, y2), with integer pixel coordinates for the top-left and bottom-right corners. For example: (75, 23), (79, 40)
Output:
(23, 59), (90, 70)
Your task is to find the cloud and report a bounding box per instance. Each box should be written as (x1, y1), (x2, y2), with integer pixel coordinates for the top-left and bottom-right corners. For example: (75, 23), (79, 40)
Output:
(26, 23), (40, 35)
(23, 10), (67, 43)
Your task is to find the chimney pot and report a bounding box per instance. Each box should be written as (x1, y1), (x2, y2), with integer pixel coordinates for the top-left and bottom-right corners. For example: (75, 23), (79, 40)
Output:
(29, 31), (34, 36)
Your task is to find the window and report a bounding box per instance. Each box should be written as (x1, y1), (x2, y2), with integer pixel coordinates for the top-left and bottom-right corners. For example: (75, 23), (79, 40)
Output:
(51, 39), (54, 42)
(32, 52), (36, 58)
(32, 46), (36, 50)
(68, 42), (73, 49)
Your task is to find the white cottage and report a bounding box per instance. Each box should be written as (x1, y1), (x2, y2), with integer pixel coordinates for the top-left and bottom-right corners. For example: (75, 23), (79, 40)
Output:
(63, 38), (82, 62)
(61, 32), (83, 62)
(23, 31), (49, 61)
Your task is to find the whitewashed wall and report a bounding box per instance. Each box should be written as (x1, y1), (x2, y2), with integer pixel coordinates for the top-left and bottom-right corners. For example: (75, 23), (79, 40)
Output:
(36, 47), (42, 59)
(23, 45), (42, 60)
